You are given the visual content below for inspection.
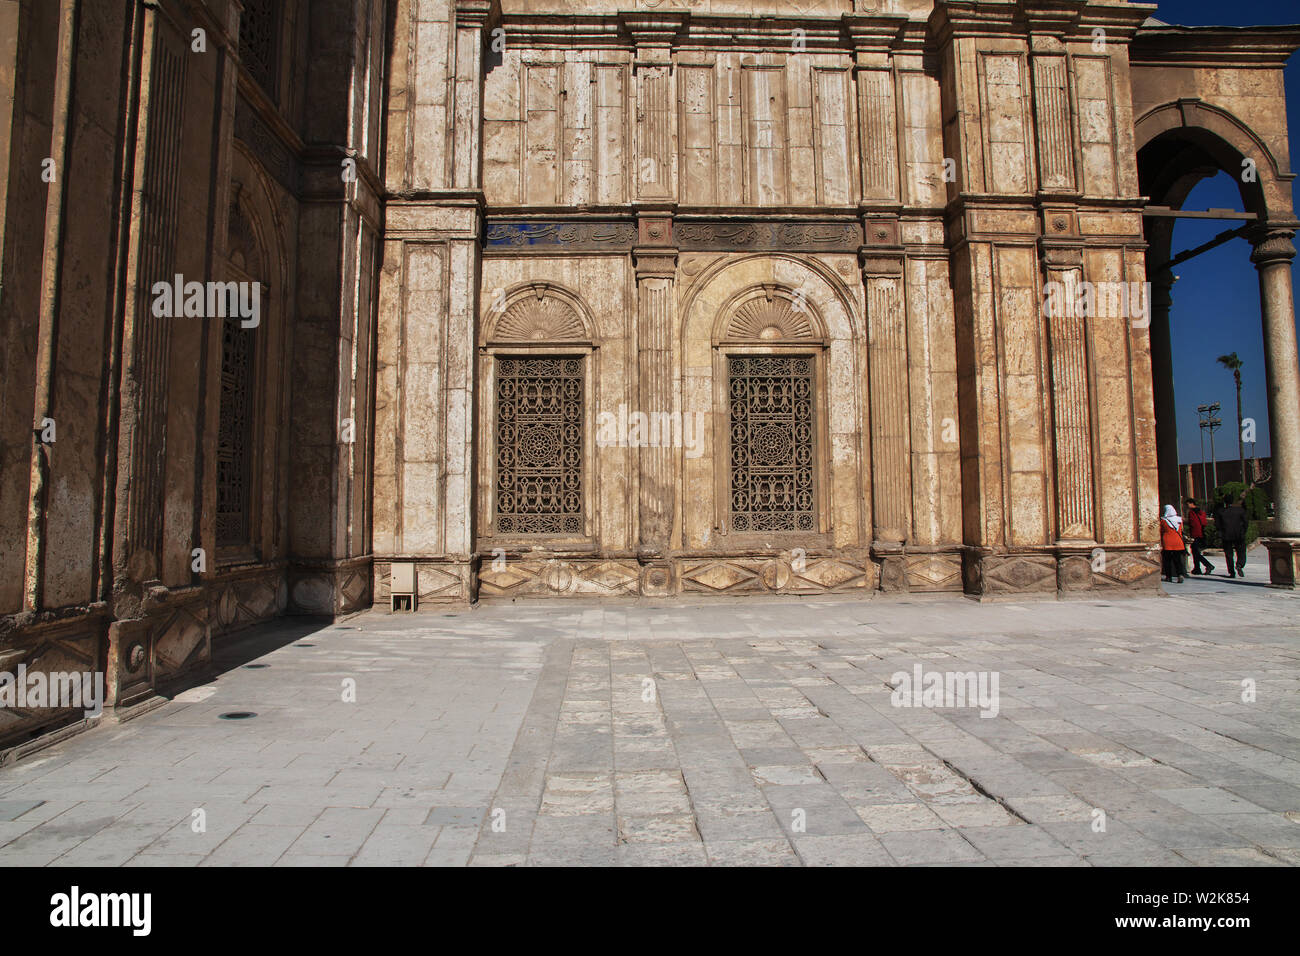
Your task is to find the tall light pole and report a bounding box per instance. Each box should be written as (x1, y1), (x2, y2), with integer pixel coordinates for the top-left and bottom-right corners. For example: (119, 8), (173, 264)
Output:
(1196, 404), (1210, 500)
(1199, 402), (1222, 492)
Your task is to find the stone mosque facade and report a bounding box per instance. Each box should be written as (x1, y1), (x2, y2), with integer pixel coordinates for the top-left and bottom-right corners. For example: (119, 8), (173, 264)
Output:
(2, 0), (1300, 743)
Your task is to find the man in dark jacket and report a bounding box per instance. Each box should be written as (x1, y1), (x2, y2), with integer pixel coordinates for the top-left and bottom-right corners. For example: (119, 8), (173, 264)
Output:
(1213, 495), (1249, 578)
(1185, 498), (1214, 575)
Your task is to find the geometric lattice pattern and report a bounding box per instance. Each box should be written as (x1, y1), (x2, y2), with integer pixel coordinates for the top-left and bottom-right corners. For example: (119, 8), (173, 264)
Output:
(495, 356), (583, 535)
(728, 355), (815, 532)
(217, 319), (255, 548)
(239, 0), (279, 95)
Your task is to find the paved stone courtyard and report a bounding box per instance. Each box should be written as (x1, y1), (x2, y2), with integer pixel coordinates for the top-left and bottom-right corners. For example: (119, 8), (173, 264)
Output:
(1, 550), (1297, 867)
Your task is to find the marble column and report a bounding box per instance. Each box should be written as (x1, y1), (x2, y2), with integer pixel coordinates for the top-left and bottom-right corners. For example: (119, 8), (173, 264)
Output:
(1251, 228), (1300, 585)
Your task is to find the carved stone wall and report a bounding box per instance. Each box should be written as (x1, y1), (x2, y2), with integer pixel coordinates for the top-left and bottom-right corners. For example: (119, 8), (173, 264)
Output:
(16, 2), (1300, 750)
(368, 0), (1210, 603)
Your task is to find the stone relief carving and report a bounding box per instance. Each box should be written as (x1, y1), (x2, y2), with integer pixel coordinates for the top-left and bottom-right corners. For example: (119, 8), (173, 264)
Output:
(676, 221), (863, 251)
(485, 221), (638, 250)
(493, 288), (587, 341)
(724, 293), (817, 342)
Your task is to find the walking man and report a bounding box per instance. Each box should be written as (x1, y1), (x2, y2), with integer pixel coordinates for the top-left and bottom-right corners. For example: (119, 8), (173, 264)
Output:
(1213, 494), (1249, 578)
(1184, 498), (1214, 575)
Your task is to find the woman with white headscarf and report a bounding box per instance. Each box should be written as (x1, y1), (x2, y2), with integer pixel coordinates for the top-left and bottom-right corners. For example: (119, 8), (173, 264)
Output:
(1160, 504), (1187, 583)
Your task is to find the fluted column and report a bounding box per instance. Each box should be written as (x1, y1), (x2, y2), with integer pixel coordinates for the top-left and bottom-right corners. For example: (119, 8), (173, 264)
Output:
(1041, 245), (1096, 543)
(634, 220), (677, 555)
(1252, 229), (1300, 538)
(863, 249), (912, 548)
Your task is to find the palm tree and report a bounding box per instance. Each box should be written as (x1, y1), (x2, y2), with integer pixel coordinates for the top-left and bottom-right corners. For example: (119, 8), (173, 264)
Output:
(1217, 352), (1247, 483)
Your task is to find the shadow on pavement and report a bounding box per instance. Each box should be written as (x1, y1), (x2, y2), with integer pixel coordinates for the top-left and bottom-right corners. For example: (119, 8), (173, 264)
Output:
(155, 615), (337, 701)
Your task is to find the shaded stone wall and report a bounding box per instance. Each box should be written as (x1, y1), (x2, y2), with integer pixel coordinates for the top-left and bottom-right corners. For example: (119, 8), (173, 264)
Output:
(5, 0), (1299, 746)
(0, 0), (385, 747)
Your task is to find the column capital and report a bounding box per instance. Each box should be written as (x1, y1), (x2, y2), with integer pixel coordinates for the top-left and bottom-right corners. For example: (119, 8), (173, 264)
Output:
(633, 248), (678, 279)
(860, 250), (904, 277)
(1250, 226), (1298, 267)
(620, 10), (687, 66)
(1039, 241), (1084, 270)
(454, 0), (500, 32)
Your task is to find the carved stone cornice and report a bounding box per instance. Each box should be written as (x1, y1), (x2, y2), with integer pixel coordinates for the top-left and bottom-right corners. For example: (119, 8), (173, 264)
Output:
(928, 0), (1023, 47)
(1132, 24), (1300, 68)
(929, 0), (1152, 47)
(620, 10), (688, 64)
(842, 13), (908, 53)
(1020, 0), (1087, 37)
(454, 0), (500, 32)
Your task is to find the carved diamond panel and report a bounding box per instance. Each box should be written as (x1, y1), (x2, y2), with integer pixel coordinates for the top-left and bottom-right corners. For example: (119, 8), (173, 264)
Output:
(478, 560), (641, 597)
(904, 554), (963, 592)
(1094, 549), (1161, 589)
(982, 555), (1057, 593)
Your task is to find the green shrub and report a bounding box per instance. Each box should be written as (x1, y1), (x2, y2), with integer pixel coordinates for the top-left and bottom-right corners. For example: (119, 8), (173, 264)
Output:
(1213, 481), (1269, 520)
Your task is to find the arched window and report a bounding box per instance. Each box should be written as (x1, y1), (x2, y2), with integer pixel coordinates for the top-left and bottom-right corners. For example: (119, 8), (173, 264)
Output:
(217, 188), (262, 554)
(715, 285), (827, 536)
(239, 0), (280, 97)
(480, 283), (596, 542)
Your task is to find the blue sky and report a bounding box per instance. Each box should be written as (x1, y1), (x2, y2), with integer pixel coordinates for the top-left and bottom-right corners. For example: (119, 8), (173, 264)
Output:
(1150, 0), (1300, 464)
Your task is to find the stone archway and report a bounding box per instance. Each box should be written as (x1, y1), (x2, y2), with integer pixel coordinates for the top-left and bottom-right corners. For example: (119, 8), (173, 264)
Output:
(1132, 95), (1300, 584)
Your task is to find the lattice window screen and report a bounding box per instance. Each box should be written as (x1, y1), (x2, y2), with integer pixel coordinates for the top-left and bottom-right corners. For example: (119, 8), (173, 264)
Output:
(217, 319), (256, 548)
(728, 356), (815, 532)
(495, 357), (584, 535)
(239, 0), (278, 96)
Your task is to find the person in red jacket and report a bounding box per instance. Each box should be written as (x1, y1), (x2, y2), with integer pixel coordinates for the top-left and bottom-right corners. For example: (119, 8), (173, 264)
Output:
(1184, 497), (1214, 575)
(1160, 504), (1187, 583)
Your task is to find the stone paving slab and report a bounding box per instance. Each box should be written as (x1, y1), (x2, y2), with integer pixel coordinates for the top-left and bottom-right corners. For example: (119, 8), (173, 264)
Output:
(0, 555), (1297, 866)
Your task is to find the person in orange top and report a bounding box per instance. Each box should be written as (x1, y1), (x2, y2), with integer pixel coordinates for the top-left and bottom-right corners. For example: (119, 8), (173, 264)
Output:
(1160, 504), (1186, 583)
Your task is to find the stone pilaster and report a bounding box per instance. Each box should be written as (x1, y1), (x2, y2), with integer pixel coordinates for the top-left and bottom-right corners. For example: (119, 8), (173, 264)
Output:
(624, 11), (683, 202)
(452, 0), (495, 189)
(634, 214), (677, 557)
(1041, 241), (1096, 543)
(862, 233), (912, 579)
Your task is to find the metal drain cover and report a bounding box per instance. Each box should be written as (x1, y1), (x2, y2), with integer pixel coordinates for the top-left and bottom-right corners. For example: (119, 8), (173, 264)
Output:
(218, 711), (257, 720)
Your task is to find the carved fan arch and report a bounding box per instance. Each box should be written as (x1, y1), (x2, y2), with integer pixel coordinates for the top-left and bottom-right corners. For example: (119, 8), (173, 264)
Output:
(717, 285), (826, 344)
(491, 283), (593, 343)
